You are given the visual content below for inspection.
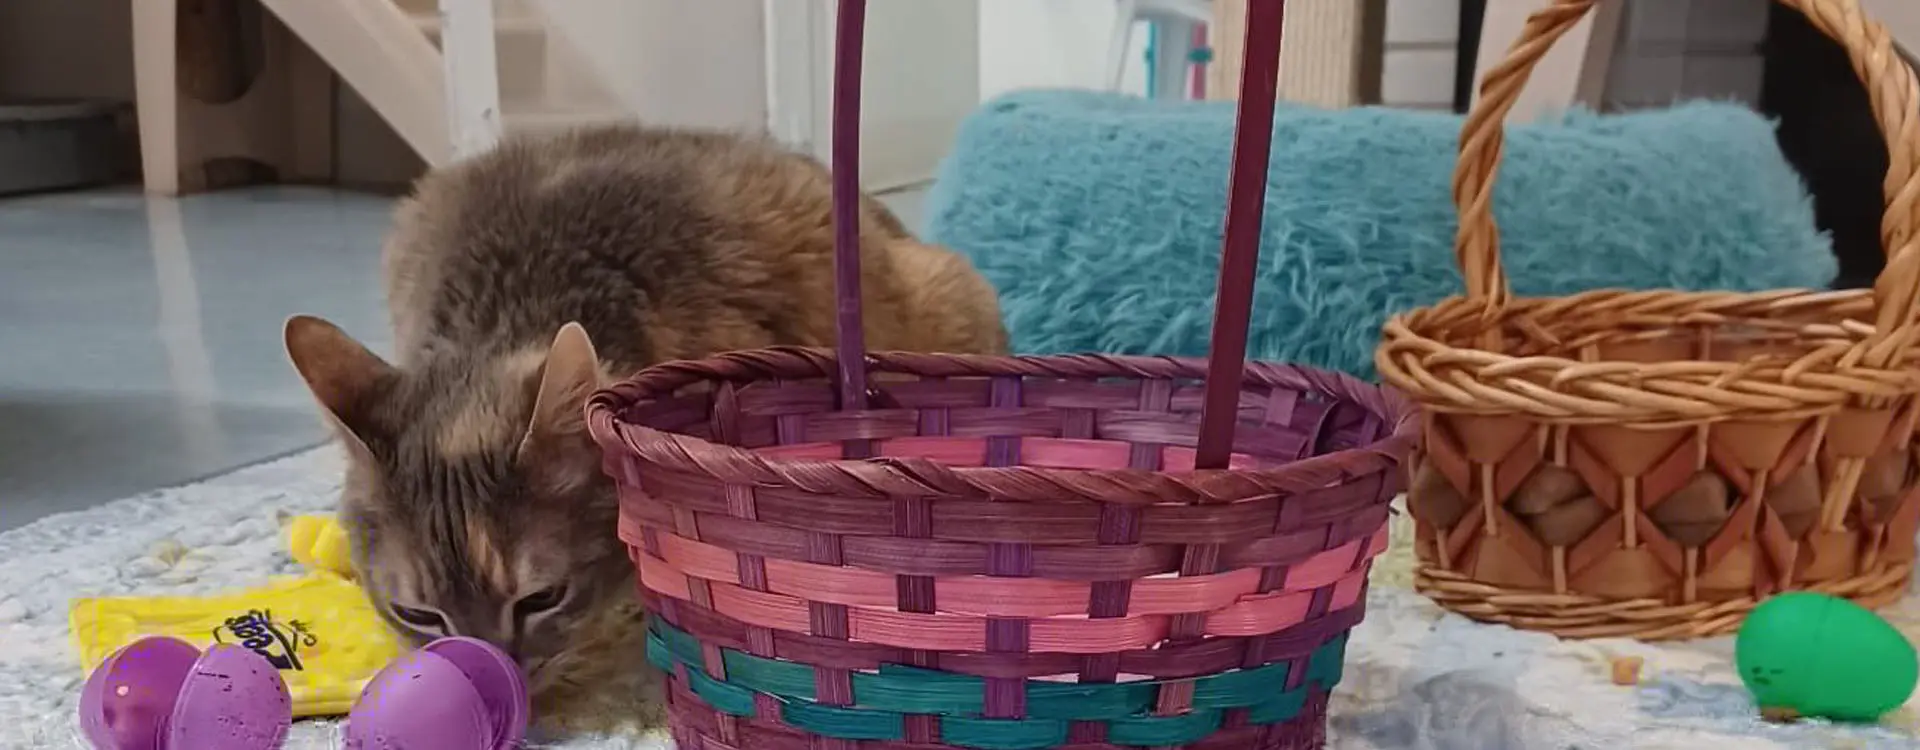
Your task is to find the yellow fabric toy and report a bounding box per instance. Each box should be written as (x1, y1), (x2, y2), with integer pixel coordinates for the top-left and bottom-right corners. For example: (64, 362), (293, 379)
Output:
(69, 515), (404, 717)
(286, 514), (355, 577)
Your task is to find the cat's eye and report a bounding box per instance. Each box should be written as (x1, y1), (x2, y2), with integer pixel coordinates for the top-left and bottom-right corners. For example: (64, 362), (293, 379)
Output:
(513, 585), (569, 616)
(390, 603), (447, 630)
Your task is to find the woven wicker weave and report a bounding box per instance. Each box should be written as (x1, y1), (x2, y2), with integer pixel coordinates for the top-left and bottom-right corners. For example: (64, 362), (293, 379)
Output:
(591, 351), (1415, 748)
(586, 1), (1419, 747)
(1378, 0), (1920, 640)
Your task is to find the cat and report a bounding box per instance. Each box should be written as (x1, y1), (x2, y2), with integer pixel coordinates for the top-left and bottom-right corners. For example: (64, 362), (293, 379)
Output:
(282, 124), (1007, 714)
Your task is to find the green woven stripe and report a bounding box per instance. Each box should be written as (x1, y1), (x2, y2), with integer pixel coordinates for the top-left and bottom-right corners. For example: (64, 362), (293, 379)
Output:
(784, 701), (904, 741)
(730, 651), (819, 701)
(689, 667), (758, 716)
(940, 716), (1069, 749)
(1106, 708), (1222, 746)
(645, 616), (1349, 748)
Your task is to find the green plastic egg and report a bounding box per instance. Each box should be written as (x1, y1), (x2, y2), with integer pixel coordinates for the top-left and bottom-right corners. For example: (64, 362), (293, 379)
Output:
(1735, 591), (1918, 722)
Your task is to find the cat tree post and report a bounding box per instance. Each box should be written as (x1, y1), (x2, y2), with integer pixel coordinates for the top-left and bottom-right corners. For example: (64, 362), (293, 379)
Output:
(132, 0), (338, 194)
(1208, 0), (1386, 106)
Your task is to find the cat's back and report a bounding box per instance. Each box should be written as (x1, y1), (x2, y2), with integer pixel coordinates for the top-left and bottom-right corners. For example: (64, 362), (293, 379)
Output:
(381, 125), (840, 362)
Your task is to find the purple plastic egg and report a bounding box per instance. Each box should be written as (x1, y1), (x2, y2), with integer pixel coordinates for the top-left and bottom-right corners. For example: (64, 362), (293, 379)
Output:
(165, 644), (293, 749)
(344, 651), (493, 750)
(78, 636), (200, 750)
(421, 637), (528, 749)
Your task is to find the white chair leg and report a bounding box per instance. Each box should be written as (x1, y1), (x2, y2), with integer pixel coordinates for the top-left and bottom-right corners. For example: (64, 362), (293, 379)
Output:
(1151, 14), (1196, 99)
(1106, 0), (1141, 91)
(1139, 0), (1213, 25)
(439, 0), (503, 158)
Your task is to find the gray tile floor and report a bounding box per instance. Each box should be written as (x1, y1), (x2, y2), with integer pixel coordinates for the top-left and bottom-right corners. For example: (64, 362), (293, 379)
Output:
(0, 184), (928, 532)
(0, 187), (394, 531)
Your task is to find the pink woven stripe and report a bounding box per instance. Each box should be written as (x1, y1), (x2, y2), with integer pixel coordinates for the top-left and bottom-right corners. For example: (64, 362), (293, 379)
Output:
(636, 552), (1378, 652)
(1281, 531), (1386, 590)
(750, 436), (1265, 470)
(643, 526), (1386, 618)
(1329, 569), (1366, 612)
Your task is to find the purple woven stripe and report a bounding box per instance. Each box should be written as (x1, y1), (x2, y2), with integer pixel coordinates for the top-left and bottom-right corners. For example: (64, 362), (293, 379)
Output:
(983, 375), (1032, 719)
(986, 377), (1024, 466)
(1157, 478), (1232, 718)
(1084, 506), (1143, 624)
(806, 521), (854, 704)
(599, 349), (1415, 423)
(894, 498), (937, 616)
(1264, 388), (1299, 427)
(899, 376), (942, 678)
(588, 354), (1419, 518)
(717, 382), (779, 674)
(630, 374), (1374, 460)
(1072, 378), (1172, 742)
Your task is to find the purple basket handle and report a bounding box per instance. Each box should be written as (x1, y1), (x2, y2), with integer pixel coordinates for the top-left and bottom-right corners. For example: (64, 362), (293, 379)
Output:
(831, 0), (872, 420)
(1195, 0), (1288, 468)
(828, 0), (1289, 469)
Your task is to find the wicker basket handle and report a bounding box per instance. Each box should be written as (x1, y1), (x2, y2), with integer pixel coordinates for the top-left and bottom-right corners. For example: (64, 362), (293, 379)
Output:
(1453, 0), (1920, 349)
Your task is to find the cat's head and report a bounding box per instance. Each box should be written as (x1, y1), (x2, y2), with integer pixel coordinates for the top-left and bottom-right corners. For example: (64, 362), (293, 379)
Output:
(282, 315), (633, 696)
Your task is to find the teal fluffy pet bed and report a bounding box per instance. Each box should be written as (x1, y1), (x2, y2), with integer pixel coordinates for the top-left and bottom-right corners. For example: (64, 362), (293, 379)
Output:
(923, 90), (1836, 378)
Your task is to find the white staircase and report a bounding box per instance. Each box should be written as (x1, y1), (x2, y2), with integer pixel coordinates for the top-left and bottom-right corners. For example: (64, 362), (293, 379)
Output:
(133, 0), (631, 194)
(393, 0), (628, 151)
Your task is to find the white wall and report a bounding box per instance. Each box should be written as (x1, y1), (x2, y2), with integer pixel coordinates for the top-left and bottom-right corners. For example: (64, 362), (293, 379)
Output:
(1381, 0), (1460, 109)
(530, 0), (768, 130)
(1863, 0), (1920, 46)
(1379, 0), (1771, 111)
(816, 0), (983, 188)
(978, 0), (1146, 100)
(1606, 0), (1769, 110)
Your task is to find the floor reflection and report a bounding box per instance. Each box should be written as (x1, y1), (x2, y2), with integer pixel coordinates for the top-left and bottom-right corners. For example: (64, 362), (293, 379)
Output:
(0, 187), (394, 530)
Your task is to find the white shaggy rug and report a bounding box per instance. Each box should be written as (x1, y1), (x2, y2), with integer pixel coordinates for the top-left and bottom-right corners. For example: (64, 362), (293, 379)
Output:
(4, 445), (1920, 749)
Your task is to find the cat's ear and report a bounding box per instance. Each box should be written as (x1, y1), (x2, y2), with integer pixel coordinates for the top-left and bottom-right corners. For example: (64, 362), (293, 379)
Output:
(517, 322), (607, 486)
(284, 315), (394, 458)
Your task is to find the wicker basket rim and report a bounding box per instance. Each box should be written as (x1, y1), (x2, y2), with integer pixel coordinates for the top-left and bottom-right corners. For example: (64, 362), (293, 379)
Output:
(1392, 287), (1883, 336)
(1378, 289), (1920, 425)
(1382, 287), (1920, 375)
(587, 346), (1420, 504)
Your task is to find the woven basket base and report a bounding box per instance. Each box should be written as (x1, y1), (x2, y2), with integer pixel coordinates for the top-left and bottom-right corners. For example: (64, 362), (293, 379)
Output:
(663, 677), (1334, 750)
(1414, 563), (1914, 640)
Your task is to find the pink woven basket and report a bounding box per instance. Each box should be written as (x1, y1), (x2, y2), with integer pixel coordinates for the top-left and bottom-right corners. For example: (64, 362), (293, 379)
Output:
(586, 2), (1418, 748)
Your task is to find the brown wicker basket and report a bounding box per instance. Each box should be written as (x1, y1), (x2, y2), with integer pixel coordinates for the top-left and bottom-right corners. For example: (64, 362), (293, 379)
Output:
(1378, 0), (1920, 640)
(586, 1), (1419, 747)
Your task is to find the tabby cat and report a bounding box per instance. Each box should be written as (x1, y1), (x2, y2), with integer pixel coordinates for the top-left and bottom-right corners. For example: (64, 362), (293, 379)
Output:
(283, 125), (1007, 711)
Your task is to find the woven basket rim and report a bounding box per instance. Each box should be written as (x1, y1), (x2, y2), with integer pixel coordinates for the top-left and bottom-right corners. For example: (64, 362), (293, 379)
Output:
(1383, 288), (1895, 355)
(1378, 288), (1920, 426)
(587, 346), (1420, 505)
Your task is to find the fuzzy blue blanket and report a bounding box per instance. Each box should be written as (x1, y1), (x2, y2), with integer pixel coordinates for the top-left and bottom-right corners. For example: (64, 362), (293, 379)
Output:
(924, 91), (1836, 378)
